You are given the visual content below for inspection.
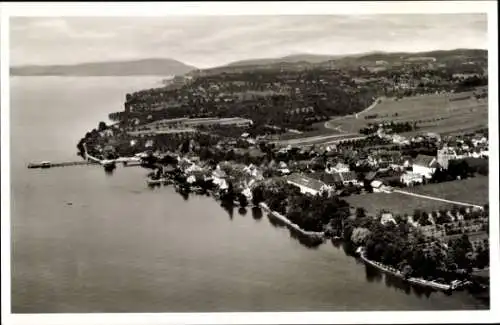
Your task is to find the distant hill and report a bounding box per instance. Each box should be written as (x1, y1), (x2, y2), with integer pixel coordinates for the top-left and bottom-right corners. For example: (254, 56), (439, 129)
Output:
(226, 53), (347, 67)
(198, 49), (487, 74)
(10, 59), (197, 76)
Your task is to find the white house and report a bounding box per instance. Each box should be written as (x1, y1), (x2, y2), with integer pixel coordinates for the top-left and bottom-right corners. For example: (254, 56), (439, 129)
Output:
(371, 180), (383, 192)
(286, 174), (331, 196)
(470, 151), (479, 158)
(243, 164), (263, 179)
(472, 137), (488, 147)
(338, 171), (361, 186)
(278, 161), (291, 175)
(212, 167), (228, 187)
(380, 213), (397, 226)
(330, 162), (350, 174)
(392, 134), (409, 145)
(241, 187), (253, 201)
(400, 171), (424, 186)
(412, 154), (439, 179)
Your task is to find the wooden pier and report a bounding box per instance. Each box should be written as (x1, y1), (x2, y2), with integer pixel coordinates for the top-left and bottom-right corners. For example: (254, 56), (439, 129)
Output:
(27, 160), (98, 169)
(27, 157), (142, 169)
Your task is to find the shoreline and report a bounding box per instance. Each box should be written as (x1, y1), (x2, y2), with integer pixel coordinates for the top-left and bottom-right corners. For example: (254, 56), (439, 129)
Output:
(153, 171), (471, 294)
(259, 202), (325, 238)
(143, 162), (326, 239)
(79, 144), (486, 300)
(356, 248), (466, 292)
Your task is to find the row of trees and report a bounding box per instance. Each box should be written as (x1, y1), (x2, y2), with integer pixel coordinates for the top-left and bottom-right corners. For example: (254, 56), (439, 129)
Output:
(359, 121), (416, 135)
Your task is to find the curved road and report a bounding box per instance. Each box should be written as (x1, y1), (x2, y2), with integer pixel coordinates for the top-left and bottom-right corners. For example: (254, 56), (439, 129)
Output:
(324, 96), (385, 131)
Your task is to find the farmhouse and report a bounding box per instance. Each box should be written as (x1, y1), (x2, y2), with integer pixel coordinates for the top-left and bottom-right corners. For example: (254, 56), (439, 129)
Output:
(412, 154), (439, 179)
(309, 172), (342, 188)
(286, 173), (331, 196)
(278, 161), (291, 175)
(370, 180), (384, 193)
(392, 134), (409, 145)
(338, 171), (360, 186)
(400, 171), (424, 186)
(380, 213), (397, 226)
(326, 162), (350, 174)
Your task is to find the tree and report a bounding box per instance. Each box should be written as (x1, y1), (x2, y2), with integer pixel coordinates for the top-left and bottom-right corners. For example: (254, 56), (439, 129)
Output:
(449, 234), (473, 270)
(238, 193), (248, 208)
(413, 209), (423, 221)
(475, 244), (489, 269)
(98, 121), (107, 132)
(355, 207), (367, 219)
(251, 185), (265, 206)
(351, 227), (371, 245)
(180, 139), (190, 154)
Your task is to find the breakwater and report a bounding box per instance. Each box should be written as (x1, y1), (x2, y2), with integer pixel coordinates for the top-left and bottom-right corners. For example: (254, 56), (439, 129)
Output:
(259, 202), (325, 238)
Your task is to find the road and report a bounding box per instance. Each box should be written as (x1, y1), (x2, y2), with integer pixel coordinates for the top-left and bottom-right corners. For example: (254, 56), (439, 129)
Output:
(324, 96), (385, 131)
(393, 189), (484, 210)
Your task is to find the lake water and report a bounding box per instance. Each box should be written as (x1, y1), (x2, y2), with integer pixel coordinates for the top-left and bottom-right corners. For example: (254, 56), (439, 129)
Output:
(9, 77), (488, 313)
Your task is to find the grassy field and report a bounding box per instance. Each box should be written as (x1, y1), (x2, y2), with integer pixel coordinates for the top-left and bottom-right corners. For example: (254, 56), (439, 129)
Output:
(274, 88), (487, 146)
(345, 176), (489, 216)
(346, 192), (460, 216)
(328, 90), (488, 135)
(404, 176), (489, 205)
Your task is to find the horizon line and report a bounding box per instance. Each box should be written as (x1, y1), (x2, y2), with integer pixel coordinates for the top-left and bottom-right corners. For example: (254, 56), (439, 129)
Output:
(10, 47), (488, 70)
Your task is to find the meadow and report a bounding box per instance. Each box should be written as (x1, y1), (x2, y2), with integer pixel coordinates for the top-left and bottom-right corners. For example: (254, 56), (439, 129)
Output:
(328, 89), (488, 136)
(404, 175), (489, 205)
(345, 176), (489, 216)
(273, 88), (487, 147)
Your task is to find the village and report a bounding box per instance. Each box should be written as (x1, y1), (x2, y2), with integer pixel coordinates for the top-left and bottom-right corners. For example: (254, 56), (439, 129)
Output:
(75, 52), (489, 294)
(77, 106), (490, 292)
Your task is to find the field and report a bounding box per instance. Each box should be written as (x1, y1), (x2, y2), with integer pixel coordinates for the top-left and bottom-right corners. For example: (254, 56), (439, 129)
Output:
(327, 89), (488, 136)
(345, 176), (489, 216)
(272, 88), (487, 146)
(404, 175), (489, 205)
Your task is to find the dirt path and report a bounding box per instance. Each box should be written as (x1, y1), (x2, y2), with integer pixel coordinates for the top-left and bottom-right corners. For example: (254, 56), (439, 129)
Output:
(393, 189), (484, 209)
(324, 96), (385, 131)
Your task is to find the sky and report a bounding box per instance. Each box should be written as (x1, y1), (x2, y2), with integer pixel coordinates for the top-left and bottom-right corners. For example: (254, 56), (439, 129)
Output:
(10, 14), (488, 69)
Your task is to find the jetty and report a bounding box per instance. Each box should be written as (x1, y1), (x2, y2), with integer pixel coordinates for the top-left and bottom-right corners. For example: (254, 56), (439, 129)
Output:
(27, 155), (142, 170)
(26, 142), (144, 170)
(27, 160), (98, 169)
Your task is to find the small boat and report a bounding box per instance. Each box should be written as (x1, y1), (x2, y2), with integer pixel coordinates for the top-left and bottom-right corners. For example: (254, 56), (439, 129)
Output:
(28, 161), (52, 169)
(147, 177), (165, 185)
(40, 161), (52, 168)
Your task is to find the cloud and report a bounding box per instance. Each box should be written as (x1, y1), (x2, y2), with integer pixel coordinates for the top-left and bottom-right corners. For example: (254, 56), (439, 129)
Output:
(10, 15), (488, 68)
